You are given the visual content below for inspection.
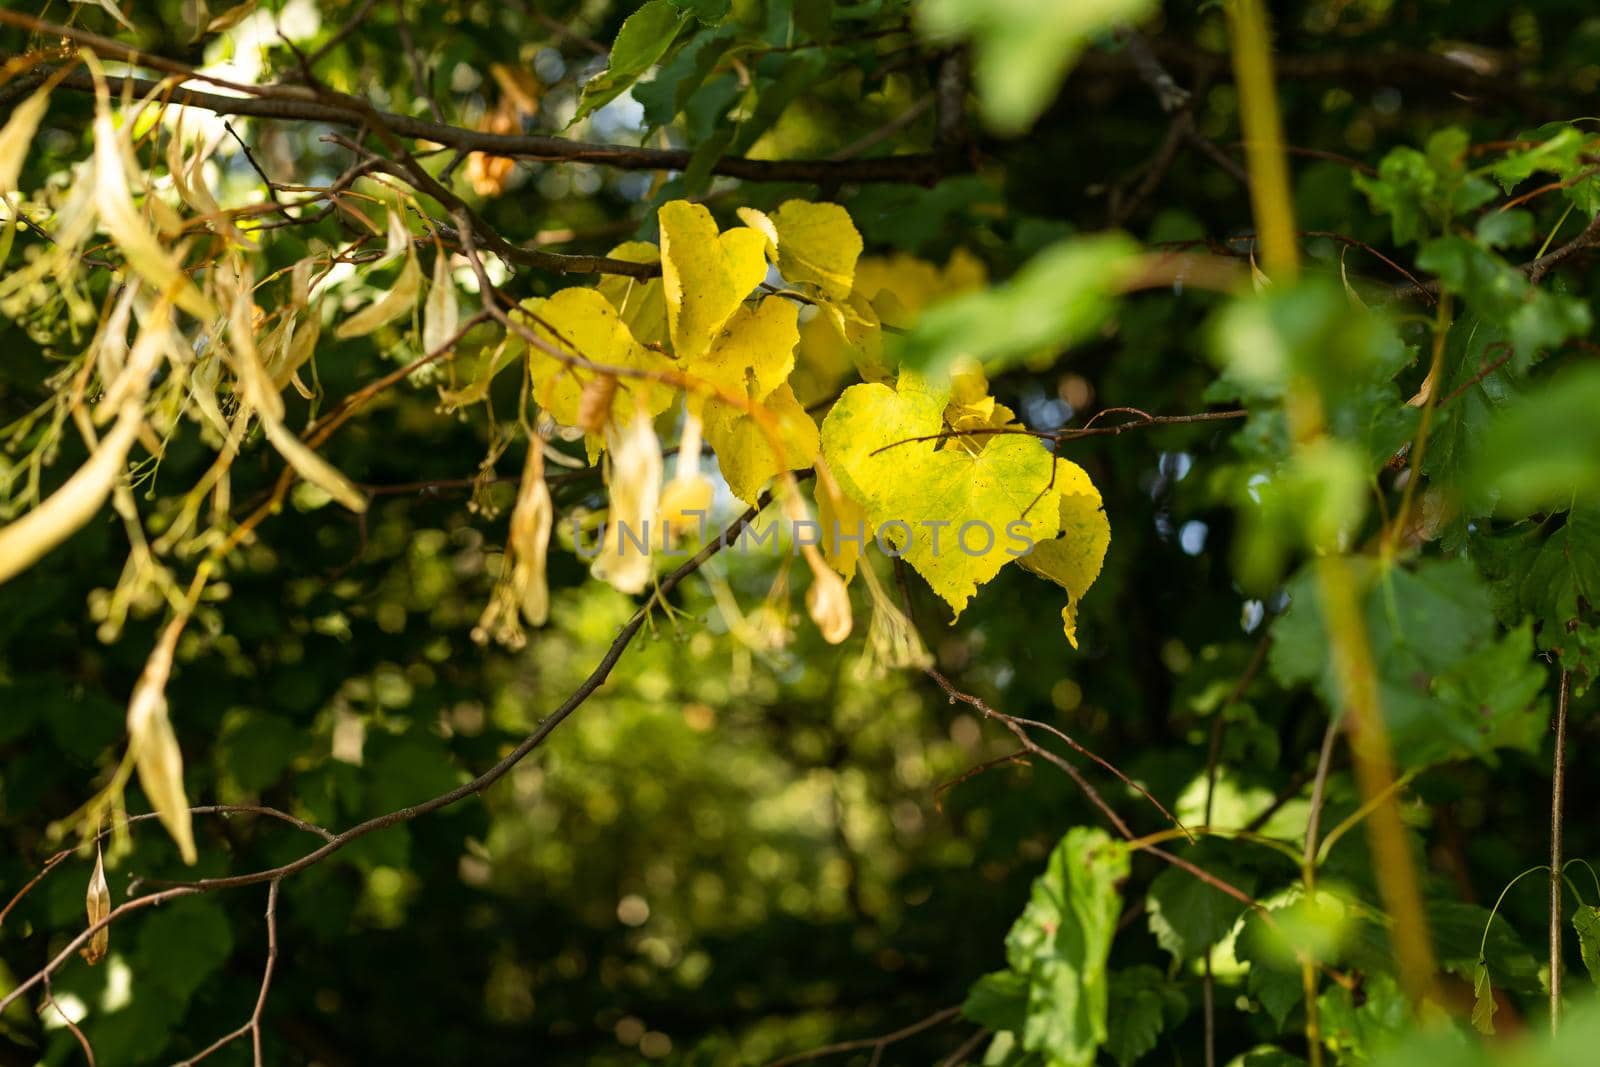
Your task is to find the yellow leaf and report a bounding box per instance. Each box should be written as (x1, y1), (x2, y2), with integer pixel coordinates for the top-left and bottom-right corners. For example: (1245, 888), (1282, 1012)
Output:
(260, 418), (369, 514)
(595, 241), (669, 347)
(793, 291), (885, 400)
(734, 206), (779, 255)
(1017, 460), (1110, 648)
(816, 473), (867, 582)
(821, 373), (1076, 619)
(689, 295), (799, 408)
(854, 248), (986, 328)
(702, 383), (819, 505)
(767, 200), (863, 302)
(334, 247), (422, 338)
(658, 409), (715, 538)
(204, 0), (259, 33)
(659, 201), (768, 362)
(943, 357), (1022, 449)
(521, 288), (675, 432)
(473, 441), (554, 648)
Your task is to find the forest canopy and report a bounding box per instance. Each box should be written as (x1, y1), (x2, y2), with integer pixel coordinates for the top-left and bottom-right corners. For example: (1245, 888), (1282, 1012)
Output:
(0, 1), (1599, 1065)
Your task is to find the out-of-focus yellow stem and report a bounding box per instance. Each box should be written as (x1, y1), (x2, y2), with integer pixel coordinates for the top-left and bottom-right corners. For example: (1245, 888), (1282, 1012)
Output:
(1224, 0), (1440, 1014)
(1224, 0), (1299, 281)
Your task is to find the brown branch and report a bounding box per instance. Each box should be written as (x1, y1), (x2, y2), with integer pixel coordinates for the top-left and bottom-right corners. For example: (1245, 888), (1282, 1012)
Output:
(1057, 406), (1248, 440)
(43, 971), (95, 1067)
(765, 1005), (962, 1067)
(175, 879), (280, 1067)
(149, 498), (770, 900)
(926, 668), (1132, 837)
(320, 134), (658, 278)
(19, 59), (961, 188)
(933, 749), (1031, 810)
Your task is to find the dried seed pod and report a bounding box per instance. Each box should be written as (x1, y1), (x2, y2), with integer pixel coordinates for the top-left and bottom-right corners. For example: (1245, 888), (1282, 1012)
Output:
(81, 845), (110, 965)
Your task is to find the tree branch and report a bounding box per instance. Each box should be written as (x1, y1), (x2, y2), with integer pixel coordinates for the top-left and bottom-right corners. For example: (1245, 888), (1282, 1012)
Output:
(15, 63), (962, 187)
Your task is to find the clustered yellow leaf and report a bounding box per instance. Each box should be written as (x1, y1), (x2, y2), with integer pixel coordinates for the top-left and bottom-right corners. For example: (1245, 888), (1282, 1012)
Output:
(506, 198), (1106, 648)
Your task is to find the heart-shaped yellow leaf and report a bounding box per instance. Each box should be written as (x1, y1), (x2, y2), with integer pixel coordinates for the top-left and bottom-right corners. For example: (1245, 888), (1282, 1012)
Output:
(521, 289), (675, 431)
(595, 240), (669, 348)
(659, 201), (768, 363)
(689, 295), (799, 408)
(703, 383), (819, 505)
(1018, 461), (1110, 647)
(765, 200), (864, 302)
(822, 373), (1100, 620)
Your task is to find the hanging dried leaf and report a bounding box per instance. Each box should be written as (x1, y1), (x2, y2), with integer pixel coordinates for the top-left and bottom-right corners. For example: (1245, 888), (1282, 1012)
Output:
(334, 247), (422, 338)
(0, 84), (51, 194)
(423, 252), (460, 354)
(591, 407), (663, 595)
(127, 627), (197, 864)
(0, 404), (142, 586)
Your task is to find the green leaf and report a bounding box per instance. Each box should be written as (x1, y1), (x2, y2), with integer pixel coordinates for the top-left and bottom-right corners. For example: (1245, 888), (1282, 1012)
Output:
(1487, 124), (1600, 212)
(1270, 558), (1549, 769)
(1105, 966), (1187, 1066)
(1476, 365), (1600, 517)
(1471, 958), (1497, 1034)
(1239, 1051), (1309, 1067)
(136, 897), (236, 1005)
(1145, 855), (1256, 963)
(963, 969), (1029, 1033)
(1474, 209), (1534, 250)
(1574, 905), (1600, 988)
(896, 235), (1140, 375)
(726, 52), (830, 157)
(668, 0), (729, 21)
(634, 26), (735, 128)
(1354, 129), (1497, 245)
(1001, 827), (1129, 1067)
(793, 0), (834, 42)
(1474, 507), (1600, 691)
(917, 0), (1159, 135)
(1416, 239), (1589, 366)
(575, 1), (694, 121)
(1318, 973), (1409, 1063)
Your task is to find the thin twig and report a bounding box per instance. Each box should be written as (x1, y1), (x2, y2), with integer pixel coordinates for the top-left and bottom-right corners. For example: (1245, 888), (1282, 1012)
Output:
(44, 971), (96, 1066)
(174, 879), (280, 1066)
(1200, 632), (1272, 1067)
(1551, 669), (1571, 1032)
(765, 1005), (962, 1067)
